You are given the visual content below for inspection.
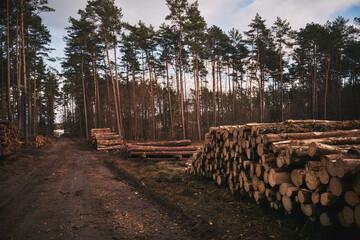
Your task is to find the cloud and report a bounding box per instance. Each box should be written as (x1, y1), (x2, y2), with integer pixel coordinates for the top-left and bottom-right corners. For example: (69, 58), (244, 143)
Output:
(40, 0), (86, 31)
(116, 0), (168, 27)
(39, 0), (360, 72)
(197, 0), (360, 32)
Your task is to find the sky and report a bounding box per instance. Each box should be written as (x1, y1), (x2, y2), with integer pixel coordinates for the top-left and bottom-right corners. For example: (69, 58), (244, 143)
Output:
(39, 0), (360, 71)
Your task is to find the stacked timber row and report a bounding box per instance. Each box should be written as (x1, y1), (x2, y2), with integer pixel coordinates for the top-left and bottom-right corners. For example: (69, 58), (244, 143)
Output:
(90, 128), (123, 151)
(125, 140), (197, 160)
(35, 135), (55, 148)
(188, 120), (360, 228)
(0, 120), (21, 156)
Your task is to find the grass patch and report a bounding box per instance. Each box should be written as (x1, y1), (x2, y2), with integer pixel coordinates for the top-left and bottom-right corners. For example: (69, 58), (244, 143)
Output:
(155, 171), (182, 183)
(104, 150), (359, 240)
(179, 186), (195, 197)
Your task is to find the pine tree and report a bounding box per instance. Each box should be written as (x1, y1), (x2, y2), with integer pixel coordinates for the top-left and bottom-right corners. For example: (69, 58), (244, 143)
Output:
(271, 17), (292, 121)
(166, 0), (189, 139)
(185, 1), (206, 141)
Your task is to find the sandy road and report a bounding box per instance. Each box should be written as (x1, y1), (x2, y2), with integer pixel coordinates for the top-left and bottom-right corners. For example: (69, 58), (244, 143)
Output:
(0, 138), (196, 240)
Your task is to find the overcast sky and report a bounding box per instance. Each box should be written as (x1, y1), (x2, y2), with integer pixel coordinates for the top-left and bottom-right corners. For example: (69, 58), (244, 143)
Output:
(40, 0), (360, 71)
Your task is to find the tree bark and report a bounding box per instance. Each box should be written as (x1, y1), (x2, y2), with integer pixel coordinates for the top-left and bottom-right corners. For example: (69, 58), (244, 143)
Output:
(324, 54), (330, 120)
(212, 48), (216, 126)
(152, 61), (164, 132)
(6, 0), (12, 122)
(129, 139), (191, 146)
(129, 150), (195, 157)
(102, 22), (121, 138)
(113, 30), (123, 137)
(16, 8), (21, 128)
(81, 58), (89, 140)
(263, 129), (360, 144)
(308, 142), (349, 157)
(91, 50), (98, 128)
(20, 0), (28, 145)
(280, 41), (283, 122)
(132, 50), (137, 140)
(195, 48), (201, 141)
(145, 50), (156, 139)
(178, 28), (186, 139)
(165, 48), (173, 136)
(127, 145), (197, 152)
(255, 36), (262, 123)
(33, 50), (37, 136)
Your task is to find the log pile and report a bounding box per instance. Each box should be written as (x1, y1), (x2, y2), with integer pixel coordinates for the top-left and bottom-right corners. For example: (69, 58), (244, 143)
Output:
(90, 128), (123, 151)
(188, 120), (360, 228)
(0, 120), (20, 156)
(91, 128), (111, 144)
(35, 135), (55, 148)
(125, 139), (197, 160)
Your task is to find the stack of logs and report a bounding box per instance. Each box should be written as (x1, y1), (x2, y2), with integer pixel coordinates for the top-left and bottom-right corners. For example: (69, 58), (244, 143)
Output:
(188, 120), (360, 228)
(91, 128), (123, 151)
(35, 135), (55, 148)
(0, 120), (20, 156)
(125, 140), (197, 161)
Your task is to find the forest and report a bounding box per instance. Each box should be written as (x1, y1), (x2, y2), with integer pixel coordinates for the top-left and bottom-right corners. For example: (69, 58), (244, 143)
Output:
(0, 0), (359, 143)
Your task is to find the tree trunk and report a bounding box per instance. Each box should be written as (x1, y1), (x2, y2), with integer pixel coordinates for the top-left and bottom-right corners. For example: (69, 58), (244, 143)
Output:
(16, 8), (21, 128)
(179, 28), (186, 139)
(219, 62), (224, 124)
(212, 48), (216, 126)
(95, 55), (100, 127)
(255, 37), (262, 123)
(152, 61), (163, 133)
(91, 50), (98, 128)
(196, 50), (201, 141)
(129, 139), (191, 147)
(127, 145), (197, 152)
(263, 129), (360, 144)
(20, 0), (28, 145)
(103, 54), (112, 129)
(6, 0), (11, 122)
(165, 48), (173, 137)
(250, 62), (253, 122)
(33, 50), (37, 136)
(324, 54), (330, 120)
(145, 50), (156, 139)
(102, 22), (121, 138)
(132, 50), (137, 140)
(280, 42), (283, 122)
(129, 151), (195, 158)
(1, 48), (5, 121)
(232, 68), (235, 123)
(113, 30), (123, 137)
(81, 58), (89, 140)
(312, 46), (317, 119)
(308, 142), (349, 157)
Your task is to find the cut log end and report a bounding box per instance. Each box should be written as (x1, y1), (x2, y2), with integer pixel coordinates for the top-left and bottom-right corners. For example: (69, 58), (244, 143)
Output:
(320, 212), (333, 226)
(305, 172), (320, 191)
(269, 169), (291, 187)
(344, 191), (360, 207)
(282, 195), (293, 213)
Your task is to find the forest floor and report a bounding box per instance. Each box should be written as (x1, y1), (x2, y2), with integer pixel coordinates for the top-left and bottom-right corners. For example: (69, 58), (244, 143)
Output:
(0, 138), (359, 240)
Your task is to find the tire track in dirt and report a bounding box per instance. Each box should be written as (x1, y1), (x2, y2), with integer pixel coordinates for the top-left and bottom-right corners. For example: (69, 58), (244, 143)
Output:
(0, 138), (203, 240)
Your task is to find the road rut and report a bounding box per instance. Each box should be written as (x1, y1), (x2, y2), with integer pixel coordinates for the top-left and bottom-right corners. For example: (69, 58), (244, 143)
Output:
(0, 138), (194, 240)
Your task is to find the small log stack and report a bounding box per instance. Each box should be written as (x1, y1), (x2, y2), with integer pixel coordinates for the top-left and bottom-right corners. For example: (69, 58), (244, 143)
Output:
(91, 128), (124, 151)
(0, 120), (20, 156)
(35, 135), (55, 148)
(125, 139), (197, 160)
(188, 120), (360, 228)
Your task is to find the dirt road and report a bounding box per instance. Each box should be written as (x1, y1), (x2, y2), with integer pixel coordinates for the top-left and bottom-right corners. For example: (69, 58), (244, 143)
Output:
(0, 138), (204, 240)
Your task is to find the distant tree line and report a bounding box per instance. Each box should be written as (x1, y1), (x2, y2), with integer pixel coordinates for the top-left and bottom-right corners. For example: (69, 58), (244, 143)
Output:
(0, 0), (58, 144)
(61, 0), (360, 141)
(2, 0), (358, 142)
